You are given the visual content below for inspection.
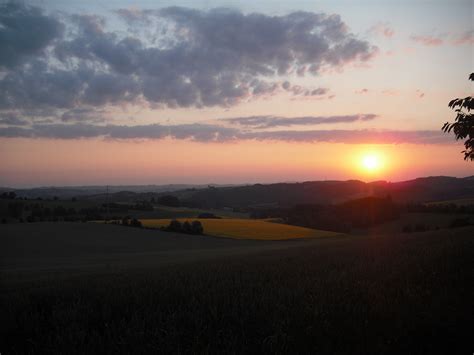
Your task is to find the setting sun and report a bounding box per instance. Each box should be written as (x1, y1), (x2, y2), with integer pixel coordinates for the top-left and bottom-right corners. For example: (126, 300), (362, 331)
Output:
(361, 154), (382, 172)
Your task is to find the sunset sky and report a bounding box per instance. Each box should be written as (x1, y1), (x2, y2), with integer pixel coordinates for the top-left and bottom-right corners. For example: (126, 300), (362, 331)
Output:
(0, 0), (472, 187)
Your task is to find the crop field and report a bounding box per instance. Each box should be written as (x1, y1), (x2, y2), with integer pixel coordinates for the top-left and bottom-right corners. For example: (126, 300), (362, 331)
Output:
(1, 223), (472, 354)
(140, 218), (342, 240)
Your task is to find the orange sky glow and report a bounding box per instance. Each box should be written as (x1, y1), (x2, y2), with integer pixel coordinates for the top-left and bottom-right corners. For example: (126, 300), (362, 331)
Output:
(1, 138), (471, 187)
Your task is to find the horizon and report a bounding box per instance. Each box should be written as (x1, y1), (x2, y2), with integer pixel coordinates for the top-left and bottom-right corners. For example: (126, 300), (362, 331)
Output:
(3, 173), (473, 190)
(0, 0), (473, 186)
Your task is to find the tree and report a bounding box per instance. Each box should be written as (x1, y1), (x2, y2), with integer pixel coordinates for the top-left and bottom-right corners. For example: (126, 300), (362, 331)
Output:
(167, 219), (182, 232)
(443, 73), (474, 160)
(191, 221), (204, 235)
(158, 195), (180, 207)
(182, 221), (192, 233)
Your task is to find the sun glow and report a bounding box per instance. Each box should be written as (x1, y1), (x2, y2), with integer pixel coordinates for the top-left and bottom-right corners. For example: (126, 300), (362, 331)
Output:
(361, 153), (382, 172)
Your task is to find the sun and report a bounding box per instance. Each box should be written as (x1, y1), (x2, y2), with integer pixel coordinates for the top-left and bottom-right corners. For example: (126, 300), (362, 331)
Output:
(361, 154), (381, 172)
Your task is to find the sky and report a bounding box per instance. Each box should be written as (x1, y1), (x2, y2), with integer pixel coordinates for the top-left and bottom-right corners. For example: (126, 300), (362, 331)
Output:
(0, 0), (472, 187)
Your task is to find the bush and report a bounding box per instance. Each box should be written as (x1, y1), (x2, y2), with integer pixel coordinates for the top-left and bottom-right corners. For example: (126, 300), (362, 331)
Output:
(130, 218), (142, 228)
(191, 221), (204, 235)
(164, 220), (204, 235)
(182, 221), (192, 233)
(167, 219), (182, 232)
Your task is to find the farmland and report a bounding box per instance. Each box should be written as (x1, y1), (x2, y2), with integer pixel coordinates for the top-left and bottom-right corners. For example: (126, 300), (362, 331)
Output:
(140, 218), (342, 240)
(1, 222), (472, 354)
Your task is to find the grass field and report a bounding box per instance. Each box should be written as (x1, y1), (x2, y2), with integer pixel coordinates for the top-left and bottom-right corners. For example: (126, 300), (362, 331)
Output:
(0, 223), (472, 354)
(140, 218), (342, 240)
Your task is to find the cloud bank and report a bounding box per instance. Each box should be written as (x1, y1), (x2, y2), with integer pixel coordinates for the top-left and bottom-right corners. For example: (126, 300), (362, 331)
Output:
(224, 114), (378, 128)
(0, 122), (453, 145)
(0, 3), (377, 120)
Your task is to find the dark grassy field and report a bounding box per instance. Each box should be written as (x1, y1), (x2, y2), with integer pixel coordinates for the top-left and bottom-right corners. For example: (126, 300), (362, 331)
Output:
(1, 223), (473, 354)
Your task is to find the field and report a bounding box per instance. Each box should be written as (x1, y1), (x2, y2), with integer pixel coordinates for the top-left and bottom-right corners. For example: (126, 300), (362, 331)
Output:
(1, 222), (472, 354)
(361, 212), (474, 235)
(425, 197), (474, 206)
(140, 218), (342, 240)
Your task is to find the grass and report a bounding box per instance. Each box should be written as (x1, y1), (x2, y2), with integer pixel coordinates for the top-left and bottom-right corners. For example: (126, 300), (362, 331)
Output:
(140, 218), (342, 240)
(1, 225), (472, 354)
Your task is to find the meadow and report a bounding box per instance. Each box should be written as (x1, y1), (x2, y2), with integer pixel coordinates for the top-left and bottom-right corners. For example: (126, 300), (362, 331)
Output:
(140, 218), (342, 240)
(1, 222), (472, 354)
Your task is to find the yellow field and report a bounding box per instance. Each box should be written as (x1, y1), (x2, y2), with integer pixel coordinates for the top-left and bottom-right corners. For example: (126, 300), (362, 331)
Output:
(140, 218), (342, 240)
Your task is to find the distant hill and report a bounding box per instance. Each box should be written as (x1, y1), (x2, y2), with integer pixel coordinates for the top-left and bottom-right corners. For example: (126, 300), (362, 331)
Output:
(6, 184), (235, 199)
(5, 176), (474, 207)
(176, 176), (474, 208)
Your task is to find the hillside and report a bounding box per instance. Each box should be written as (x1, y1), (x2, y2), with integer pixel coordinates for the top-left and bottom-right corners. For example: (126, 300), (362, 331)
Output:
(177, 176), (474, 208)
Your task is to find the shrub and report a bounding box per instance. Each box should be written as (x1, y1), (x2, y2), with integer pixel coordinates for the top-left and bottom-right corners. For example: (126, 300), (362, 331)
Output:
(167, 219), (182, 232)
(182, 221), (192, 233)
(130, 218), (142, 228)
(191, 221), (204, 235)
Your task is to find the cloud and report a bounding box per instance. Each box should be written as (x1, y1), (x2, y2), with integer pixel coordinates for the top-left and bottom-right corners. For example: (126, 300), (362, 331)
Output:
(60, 108), (106, 122)
(224, 114), (378, 128)
(0, 3), (63, 69)
(281, 82), (330, 97)
(381, 89), (399, 96)
(0, 5), (377, 115)
(368, 23), (394, 38)
(410, 35), (443, 46)
(0, 112), (29, 126)
(355, 88), (369, 94)
(452, 30), (474, 45)
(0, 122), (452, 145)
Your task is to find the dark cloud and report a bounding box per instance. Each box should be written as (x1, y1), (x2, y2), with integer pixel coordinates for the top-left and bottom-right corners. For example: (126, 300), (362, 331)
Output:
(0, 122), (452, 145)
(282, 82), (330, 97)
(60, 108), (105, 122)
(0, 3), (63, 69)
(247, 129), (451, 144)
(0, 112), (29, 126)
(224, 114), (378, 128)
(0, 5), (377, 115)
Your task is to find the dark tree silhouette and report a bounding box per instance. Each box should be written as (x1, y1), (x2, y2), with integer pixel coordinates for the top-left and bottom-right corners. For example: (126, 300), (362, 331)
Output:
(191, 221), (204, 235)
(443, 73), (474, 160)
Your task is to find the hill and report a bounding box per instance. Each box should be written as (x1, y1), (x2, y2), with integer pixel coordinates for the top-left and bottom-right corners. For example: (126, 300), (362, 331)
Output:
(177, 176), (474, 208)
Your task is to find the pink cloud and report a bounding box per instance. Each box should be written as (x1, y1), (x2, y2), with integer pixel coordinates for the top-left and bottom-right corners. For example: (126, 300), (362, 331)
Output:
(452, 30), (474, 45)
(369, 23), (395, 38)
(410, 35), (443, 46)
(416, 90), (425, 99)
